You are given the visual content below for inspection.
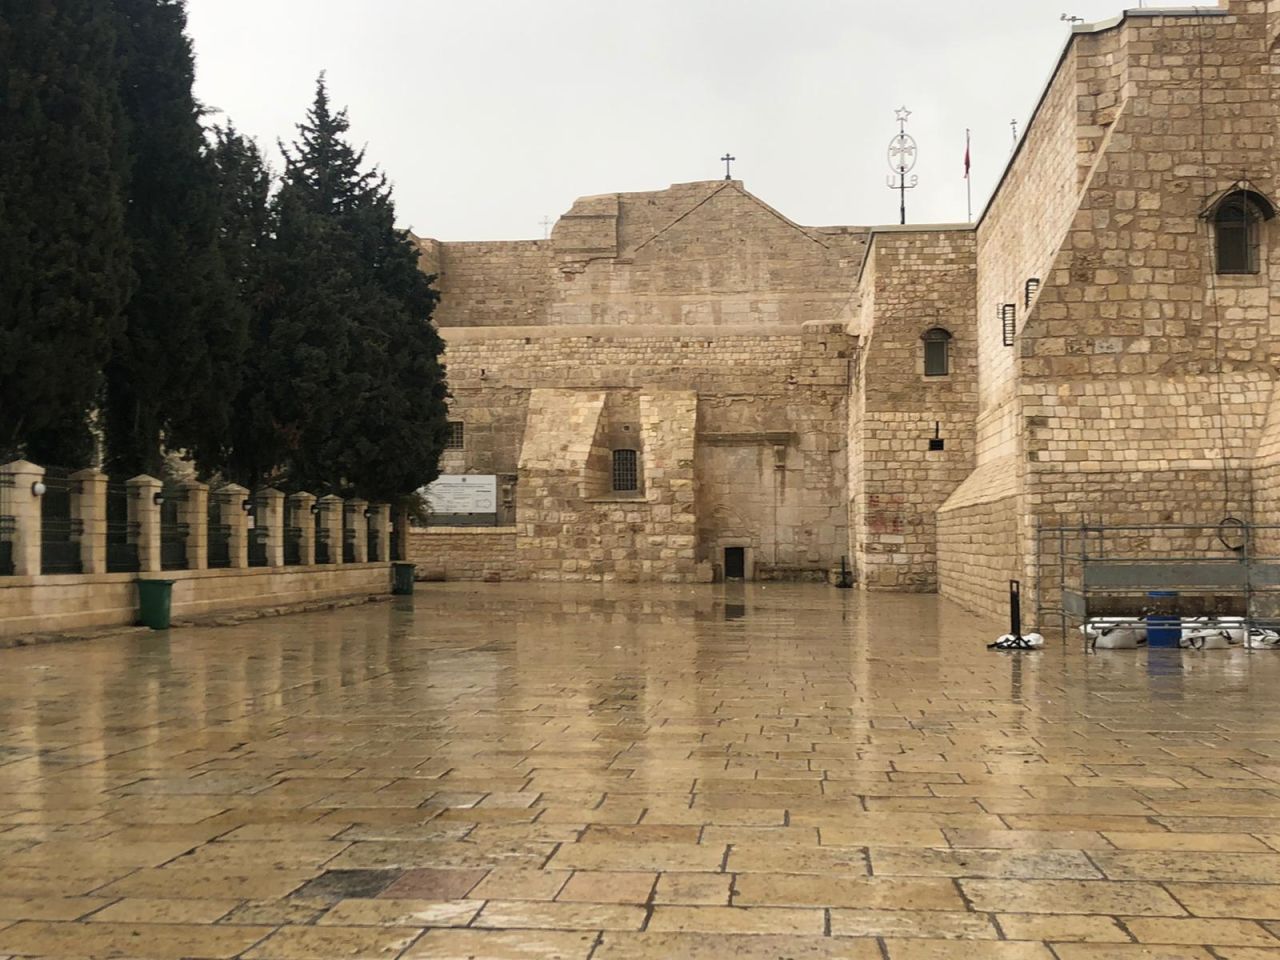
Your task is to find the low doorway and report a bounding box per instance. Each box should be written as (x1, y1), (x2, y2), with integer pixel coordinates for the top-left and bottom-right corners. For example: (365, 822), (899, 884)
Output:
(724, 546), (746, 580)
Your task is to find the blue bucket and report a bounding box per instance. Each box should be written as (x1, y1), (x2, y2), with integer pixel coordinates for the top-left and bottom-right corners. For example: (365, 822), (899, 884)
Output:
(1146, 591), (1180, 648)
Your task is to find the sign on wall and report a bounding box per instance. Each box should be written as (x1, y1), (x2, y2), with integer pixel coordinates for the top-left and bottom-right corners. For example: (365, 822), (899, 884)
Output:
(424, 475), (498, 515)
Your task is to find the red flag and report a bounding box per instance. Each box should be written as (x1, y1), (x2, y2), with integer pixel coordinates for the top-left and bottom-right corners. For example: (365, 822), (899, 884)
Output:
(964, 129), (971, 179)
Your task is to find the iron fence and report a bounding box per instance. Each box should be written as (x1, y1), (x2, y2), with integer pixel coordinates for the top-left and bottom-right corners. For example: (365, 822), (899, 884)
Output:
(207, 493), (231, 568)
(247, 498), (268, 567)
(40, 468), (82, 574)
(367, 517), (380, 562)
(160, 484), (189, 571)
(314, 505), (331, 564)
(105, 481), (139, 574)
(284, 500), (302, 565)
(342, 515), (356, 563)
(0, 475), (13, 575)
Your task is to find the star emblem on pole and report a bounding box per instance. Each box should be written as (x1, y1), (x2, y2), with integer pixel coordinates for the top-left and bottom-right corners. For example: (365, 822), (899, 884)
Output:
(894, 106), (912, 125)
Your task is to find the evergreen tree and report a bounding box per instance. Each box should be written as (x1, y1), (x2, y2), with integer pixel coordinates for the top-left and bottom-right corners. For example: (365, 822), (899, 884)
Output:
(103, 0), (242, 478)
(260, 76), (448, 499)
(0, 0), (132, 465)
(211, 124), (279, 487)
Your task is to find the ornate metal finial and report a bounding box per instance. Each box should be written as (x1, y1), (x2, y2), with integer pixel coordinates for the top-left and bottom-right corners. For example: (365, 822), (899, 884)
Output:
(721, 153), (736, 180)
(540, 216), (553, 240)
(886, 106), (919, 226)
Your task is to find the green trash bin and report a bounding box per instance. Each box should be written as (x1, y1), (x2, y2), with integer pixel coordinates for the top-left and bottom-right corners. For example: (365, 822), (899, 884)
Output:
(392, 562), (416, 596)
(137, 578), (175, 630)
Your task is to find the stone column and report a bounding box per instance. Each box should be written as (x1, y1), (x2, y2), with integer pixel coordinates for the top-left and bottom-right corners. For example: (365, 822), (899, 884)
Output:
(71, 468), (107, 575)
(180, 480), (208, 571)
(347, 499), (369, 563)
(126, 475), (163, 574)
(220, 483), (250, 569)
(288, 492), (316, 566)
(258, 488), (285, 567)
(1, 460), (44, 576)
(371, 503), (391, 563)
(319, 494), (344, 565)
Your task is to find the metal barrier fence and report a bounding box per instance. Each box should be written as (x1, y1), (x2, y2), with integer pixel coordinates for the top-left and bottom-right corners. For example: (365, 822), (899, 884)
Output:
(284, 500), (302, 566)
(314, 505), (331, 564)
(160, 483), (189, 571)
(105, 481), (140, 573)
(0, 474), (13, 575)
(207, 492), (231, 569)
(1036, 520), (1280, 636)
(40, 468), (82, 574)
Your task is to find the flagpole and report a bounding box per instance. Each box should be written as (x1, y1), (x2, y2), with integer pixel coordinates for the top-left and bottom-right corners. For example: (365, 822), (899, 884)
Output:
(965, 129), (973, 222)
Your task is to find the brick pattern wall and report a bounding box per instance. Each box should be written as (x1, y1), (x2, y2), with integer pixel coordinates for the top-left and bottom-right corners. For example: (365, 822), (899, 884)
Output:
(407, 528), (521, 581)
(851, 230), (978, 591)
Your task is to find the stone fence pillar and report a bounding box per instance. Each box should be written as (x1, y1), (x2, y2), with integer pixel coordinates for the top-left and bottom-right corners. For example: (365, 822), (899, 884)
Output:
(180, 480), (208, 571)
(347, 499), (368, 563)
(257, 488), (285, 567)
(319, 494), (344, 565)
(1, 460), (44, 576)
(127, 475), (163, 574)
(288, 492), (316, 565)
(371, 503), (391, 563)
(71, 468), (107, 575)
(220, 483), (250, 569)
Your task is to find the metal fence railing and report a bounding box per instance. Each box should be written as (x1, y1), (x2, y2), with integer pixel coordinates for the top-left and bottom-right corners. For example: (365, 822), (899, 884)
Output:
(40, 468), (82, 574)
(207, 493), (231, 569)
(105, 481), (139, 573)
(0, 474), (13, 575)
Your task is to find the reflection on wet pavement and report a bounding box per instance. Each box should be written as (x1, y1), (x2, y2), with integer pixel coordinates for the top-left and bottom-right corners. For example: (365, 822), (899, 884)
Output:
(0, 583), (1279, 957)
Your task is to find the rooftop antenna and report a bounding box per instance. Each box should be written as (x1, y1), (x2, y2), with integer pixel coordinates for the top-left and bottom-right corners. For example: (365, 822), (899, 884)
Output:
(885, 107), (919, 226)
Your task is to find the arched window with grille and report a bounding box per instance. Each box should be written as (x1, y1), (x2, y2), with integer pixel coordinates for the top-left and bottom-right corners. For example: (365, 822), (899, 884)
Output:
(1212, 189), (1274, 275)
(612, 449), (639, 492)
(922, 327), (952, 377)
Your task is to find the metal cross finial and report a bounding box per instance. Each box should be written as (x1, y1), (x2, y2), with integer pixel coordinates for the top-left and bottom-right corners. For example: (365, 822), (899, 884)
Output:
(886, 106), (919, 226)
(1061, 13), (1083, 23)
(540, 216), (553, 240)
(721, 153), (736, 180)
(1011, 118), (1019, 148)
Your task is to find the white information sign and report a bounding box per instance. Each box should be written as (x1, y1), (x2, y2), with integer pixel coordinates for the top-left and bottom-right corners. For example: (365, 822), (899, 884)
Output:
(424, 475), (497, 515)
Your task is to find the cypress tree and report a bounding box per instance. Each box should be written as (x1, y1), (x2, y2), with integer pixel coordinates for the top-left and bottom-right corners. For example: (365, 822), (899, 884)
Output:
(0, 0), (132, 465)
(103, 0), (242, 478)
(263, 77), (449, 499)
(211, 124), (279, 487)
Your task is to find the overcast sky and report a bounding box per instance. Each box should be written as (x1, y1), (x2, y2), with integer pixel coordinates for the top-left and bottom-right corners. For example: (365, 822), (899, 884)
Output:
(187, 0), (1156, 241)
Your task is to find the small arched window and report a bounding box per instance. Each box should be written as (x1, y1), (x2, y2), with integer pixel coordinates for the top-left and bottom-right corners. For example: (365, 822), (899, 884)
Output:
(922, 328), (952, 377)
(1212, 190), (1274, 275)
(612, 449), (639, 492)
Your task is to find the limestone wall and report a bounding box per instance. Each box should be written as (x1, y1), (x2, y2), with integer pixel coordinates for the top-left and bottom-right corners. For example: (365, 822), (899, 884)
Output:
(407, 528), (520, 581)
(851, 229), (978, 591)
(0, 564), (391, 639)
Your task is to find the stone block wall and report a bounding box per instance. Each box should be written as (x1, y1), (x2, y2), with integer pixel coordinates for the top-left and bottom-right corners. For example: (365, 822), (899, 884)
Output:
(407, 528), (521, 581)
(851, 229), (978, 591)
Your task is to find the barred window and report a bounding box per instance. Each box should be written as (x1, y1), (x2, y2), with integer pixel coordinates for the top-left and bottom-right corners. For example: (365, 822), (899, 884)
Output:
(1215, 194), (1264, 274)
(612, 449), (639, 492)
(445, 421), (465, 450)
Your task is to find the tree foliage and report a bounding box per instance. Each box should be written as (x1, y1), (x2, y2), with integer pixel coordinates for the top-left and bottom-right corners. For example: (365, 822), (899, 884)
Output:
(103, 0), (243, 478)
(0, 0), (132, 465)
(248, 76), (449, 500)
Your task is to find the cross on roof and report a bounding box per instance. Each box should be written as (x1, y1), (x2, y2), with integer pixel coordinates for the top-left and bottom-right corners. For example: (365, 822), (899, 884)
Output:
(540, 216), (553, 239)
(721, 153), (736, 180)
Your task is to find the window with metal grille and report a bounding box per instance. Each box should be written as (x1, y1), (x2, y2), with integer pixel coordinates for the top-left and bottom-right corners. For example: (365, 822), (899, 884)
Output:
(922, 328), (951, 377)
(612, 449), (639, 492)
(445, 421), (465, 450)
(1215, 193), (1264, 274)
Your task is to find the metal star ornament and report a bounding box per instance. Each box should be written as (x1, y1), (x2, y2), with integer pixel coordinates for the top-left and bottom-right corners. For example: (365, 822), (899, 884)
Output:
(894, 106), (912, 125)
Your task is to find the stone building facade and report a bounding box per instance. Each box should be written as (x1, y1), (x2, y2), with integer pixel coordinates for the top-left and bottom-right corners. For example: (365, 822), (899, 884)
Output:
(413, 1), (1280, 616)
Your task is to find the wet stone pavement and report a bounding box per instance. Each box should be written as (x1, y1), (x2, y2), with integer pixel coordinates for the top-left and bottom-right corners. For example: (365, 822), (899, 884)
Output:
(2, 585), (1280, 957)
